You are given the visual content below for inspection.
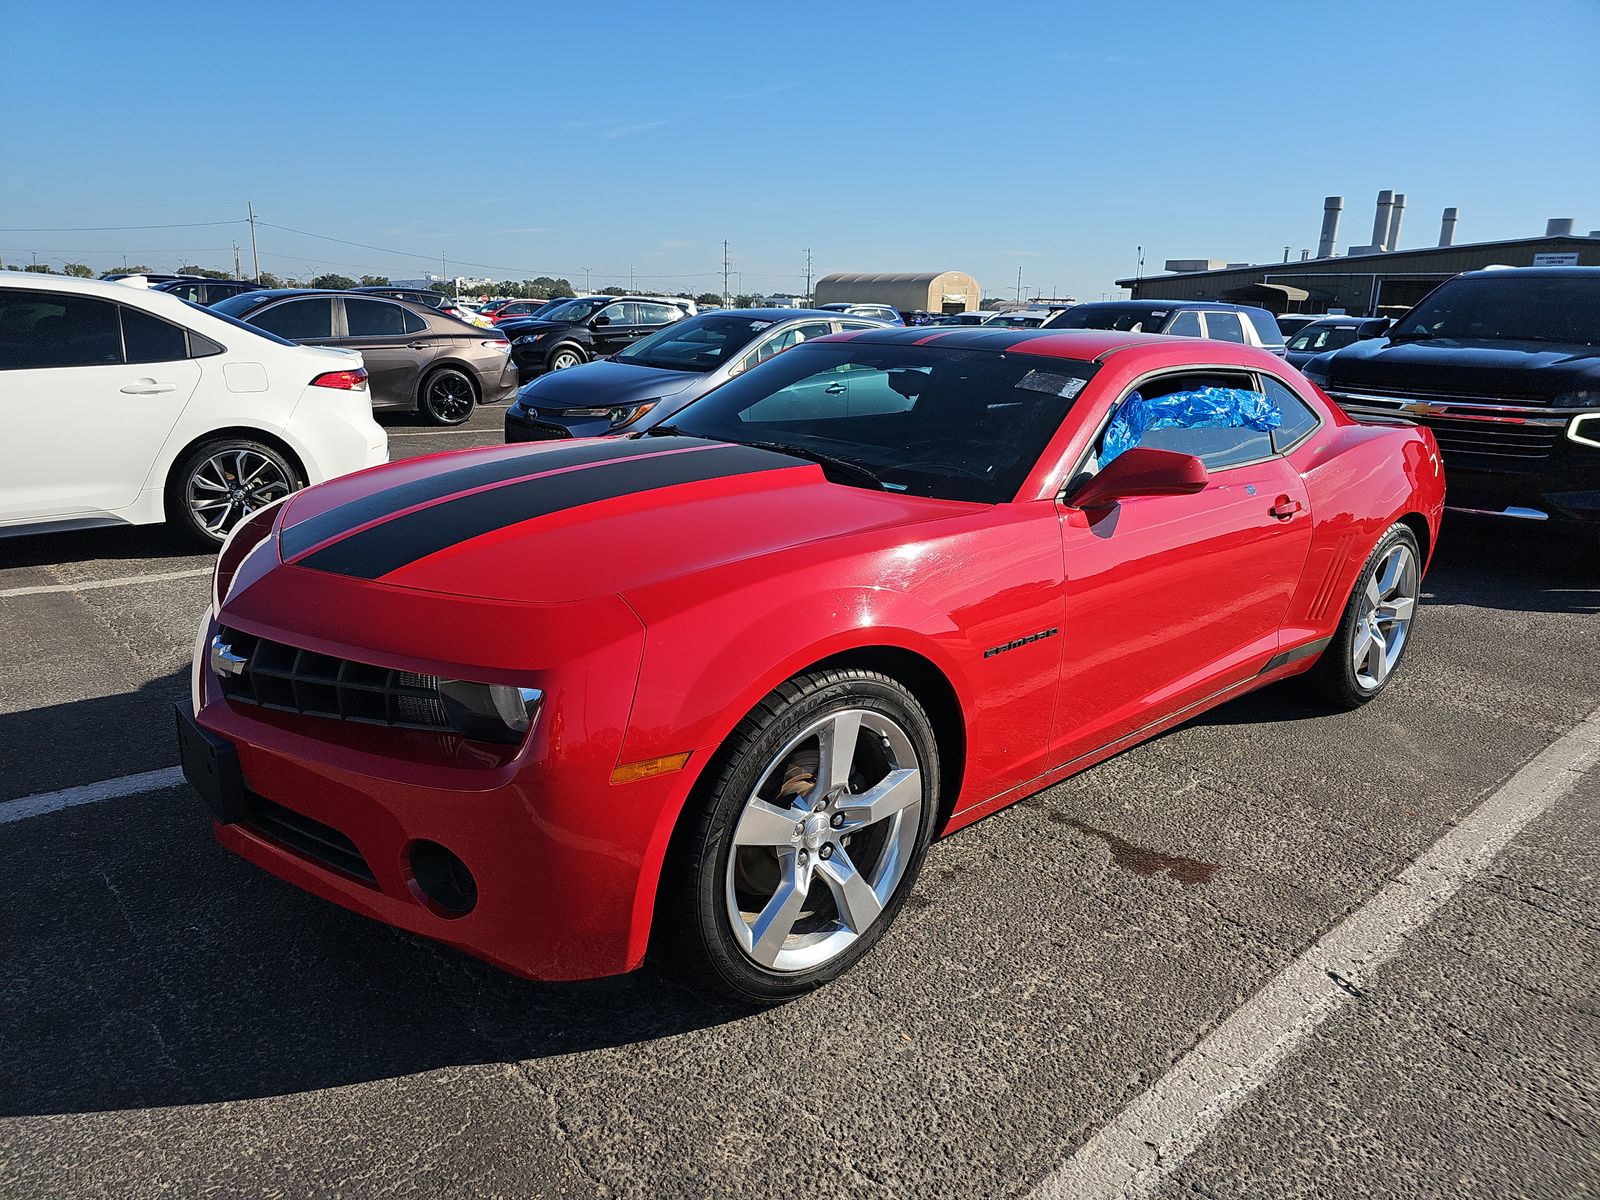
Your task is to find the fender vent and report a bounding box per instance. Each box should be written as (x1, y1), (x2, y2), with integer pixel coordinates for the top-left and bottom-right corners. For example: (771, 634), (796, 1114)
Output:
(1307, 533), (1356, 622)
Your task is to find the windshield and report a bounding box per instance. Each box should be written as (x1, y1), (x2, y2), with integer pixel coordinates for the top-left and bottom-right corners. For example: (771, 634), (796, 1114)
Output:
(660, 342), (1098, 503)
(1391, 275), (1600, 344)
(1048, 305), (1171, 333)
(615, 313), (776, 371)
(1287, 324), (1360, 353)
(539, 297), (609, 323)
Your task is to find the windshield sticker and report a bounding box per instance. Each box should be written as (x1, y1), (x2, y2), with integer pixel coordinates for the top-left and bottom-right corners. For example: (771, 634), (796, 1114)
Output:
(1016, 370), (1087, 399)
(748, 321), (773, 331)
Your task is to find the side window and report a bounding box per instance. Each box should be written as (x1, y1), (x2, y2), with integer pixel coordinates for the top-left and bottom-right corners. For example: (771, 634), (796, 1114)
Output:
(251, 298), (334, 340)
(1165, 310), (1203, 337)
(596, 302), (634, 326)
(636, 302), (679, 326)
(120, 305), (189, 363)
(838, 320), (880, 332)
(1202, 311), (1246, 343)
(166, 282), (204, 304)
(1096, 371), (1275, 472)
(344, 298), (410, 338)
(1261, 376), (1320, 451)
(0, 291), (121, 369)
(401, 307), (428, 335)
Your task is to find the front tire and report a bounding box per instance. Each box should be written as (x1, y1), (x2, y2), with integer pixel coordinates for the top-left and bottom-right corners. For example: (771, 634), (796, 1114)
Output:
(657, 668), (940, 1003)
(419, 366), (477, 425)
(167, 438), (299, 548)
(547, 344), (586, 372)
(1304, 522), (1421, 709)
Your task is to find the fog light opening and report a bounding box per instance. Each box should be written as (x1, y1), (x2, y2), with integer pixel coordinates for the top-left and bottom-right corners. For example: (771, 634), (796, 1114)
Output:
(407, 840), (478, 917)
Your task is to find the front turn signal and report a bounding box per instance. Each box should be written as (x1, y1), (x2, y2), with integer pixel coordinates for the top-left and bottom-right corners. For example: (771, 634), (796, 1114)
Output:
(610, 752), (692, 785)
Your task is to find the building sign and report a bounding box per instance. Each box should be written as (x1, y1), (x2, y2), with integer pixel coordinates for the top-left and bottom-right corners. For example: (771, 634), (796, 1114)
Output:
(1532, 253), (1580, 266)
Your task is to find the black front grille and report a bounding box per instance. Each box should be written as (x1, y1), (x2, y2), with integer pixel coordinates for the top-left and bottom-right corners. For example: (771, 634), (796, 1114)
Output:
(1353, 383), (1556, 408)
(1421, 416), (1562, 465)
(246, 794), (377, 886)
(217, 627), (452, 732)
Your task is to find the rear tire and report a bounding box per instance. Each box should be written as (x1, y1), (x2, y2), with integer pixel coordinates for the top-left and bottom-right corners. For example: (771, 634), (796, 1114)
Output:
(1303, 522), (1421, 709)
(166, 438), (300, 548)
(419, 366), (477, 425)
(655, 668), (940, 1004)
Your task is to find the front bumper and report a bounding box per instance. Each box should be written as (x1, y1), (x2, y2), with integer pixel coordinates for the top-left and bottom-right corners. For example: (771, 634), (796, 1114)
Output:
(182, 576), (685, 982)
(504, 403), (616, 443)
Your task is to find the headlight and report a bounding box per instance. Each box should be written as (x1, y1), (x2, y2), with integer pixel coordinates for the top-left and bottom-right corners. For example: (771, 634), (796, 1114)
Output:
(437, 682), (543, 745)
(563, 401), (660, 428)
(1553, 389), (1600, 409)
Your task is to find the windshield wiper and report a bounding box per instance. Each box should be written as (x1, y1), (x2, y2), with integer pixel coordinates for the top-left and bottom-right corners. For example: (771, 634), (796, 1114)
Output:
(732, 439), (886, 490)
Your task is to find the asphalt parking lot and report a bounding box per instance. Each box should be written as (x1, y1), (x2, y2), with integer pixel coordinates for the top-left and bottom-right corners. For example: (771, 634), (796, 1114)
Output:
(1, 405), (1596, 1199)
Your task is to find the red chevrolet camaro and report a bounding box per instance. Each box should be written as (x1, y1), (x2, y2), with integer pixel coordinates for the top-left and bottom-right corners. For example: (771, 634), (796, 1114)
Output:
(179, 327), (1443, 1001)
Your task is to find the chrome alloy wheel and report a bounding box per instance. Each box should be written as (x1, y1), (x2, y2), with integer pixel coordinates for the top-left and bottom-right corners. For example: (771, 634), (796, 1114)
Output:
(549, 348), (582, 370)
(187, 449), (291, 537)
(724, 708), (923, 973)
(1352, 541), (1419, 691)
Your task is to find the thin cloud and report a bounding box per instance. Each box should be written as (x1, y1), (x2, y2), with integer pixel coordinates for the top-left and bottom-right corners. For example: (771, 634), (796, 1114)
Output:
(1001, 249), (1043, 257)
(603, 119), (672, 139)
(466, 196), (512, 208)
(487, 227), (554, 236)
(720, 81), (799, 101)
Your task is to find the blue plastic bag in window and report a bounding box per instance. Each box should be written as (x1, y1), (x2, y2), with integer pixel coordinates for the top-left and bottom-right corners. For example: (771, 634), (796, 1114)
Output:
(1101, 386), (1281, 465)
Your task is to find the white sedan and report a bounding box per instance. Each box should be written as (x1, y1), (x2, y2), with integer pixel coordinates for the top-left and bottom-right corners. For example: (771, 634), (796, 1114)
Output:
(0, 272), (388, 545)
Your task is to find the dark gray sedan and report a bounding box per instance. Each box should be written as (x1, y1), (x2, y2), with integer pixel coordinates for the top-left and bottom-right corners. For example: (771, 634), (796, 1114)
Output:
(504, 308), (890, 441)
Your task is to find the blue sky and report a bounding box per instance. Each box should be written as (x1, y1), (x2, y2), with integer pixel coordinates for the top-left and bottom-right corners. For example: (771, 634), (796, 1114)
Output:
(3, 1), (1596, 299)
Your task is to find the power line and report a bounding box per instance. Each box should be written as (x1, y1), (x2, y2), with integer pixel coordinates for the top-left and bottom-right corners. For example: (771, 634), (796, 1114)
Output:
(0, 220), (243, 232)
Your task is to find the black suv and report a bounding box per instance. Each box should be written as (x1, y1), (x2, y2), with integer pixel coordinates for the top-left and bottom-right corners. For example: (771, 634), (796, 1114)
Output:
(1302, 267), (1600, 531)
(504, 295), (688, 379)
(1043, 300), (1286, 355)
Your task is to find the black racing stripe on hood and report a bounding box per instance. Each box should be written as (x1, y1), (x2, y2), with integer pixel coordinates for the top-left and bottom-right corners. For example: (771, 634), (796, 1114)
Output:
(281, 437), (706, 562)
(295, 442), (803, 580)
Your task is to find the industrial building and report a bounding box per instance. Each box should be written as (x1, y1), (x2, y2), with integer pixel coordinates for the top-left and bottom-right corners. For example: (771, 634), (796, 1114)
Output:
(1119, 195), (1600, 316)
(812, 271), (981, 315)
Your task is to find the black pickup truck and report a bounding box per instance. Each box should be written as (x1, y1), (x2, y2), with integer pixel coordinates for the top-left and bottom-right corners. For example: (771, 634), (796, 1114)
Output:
(1302, 267), (1600, 533)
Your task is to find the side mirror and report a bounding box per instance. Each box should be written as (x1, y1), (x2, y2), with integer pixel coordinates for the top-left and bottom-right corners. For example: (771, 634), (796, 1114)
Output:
(1357, 318), (1391, 340)
(592, 314), (611, 327)
(1067, 446), (1209, 509)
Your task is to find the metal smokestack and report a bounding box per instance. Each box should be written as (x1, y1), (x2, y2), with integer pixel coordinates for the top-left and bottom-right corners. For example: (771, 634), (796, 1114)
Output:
(1371, 190), (1395, 249)
(1317, 196), (1343, 258)
(1546, 218), (1575, 236)
(1386, 193), (1406, 250)
(1439, 207), (1459, 247)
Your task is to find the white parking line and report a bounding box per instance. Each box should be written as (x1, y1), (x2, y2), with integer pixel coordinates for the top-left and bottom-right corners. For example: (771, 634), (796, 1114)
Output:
(1032, 704), (1600, 1200)
(0, 766), (185, 825)
(0, 567), (212, 599)
(386, 428), (504, 439)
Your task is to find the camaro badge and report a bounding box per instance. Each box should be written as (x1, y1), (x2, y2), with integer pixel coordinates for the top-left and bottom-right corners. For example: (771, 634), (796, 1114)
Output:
(1402, 401), (1448, 416)
(984, 628), (1059, 659)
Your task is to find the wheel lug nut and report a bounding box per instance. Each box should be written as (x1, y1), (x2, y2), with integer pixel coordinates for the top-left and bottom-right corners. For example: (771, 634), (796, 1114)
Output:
(820, 845), (833, 860)
(830, 813), (845, 828)
(798, 850), (809, 863)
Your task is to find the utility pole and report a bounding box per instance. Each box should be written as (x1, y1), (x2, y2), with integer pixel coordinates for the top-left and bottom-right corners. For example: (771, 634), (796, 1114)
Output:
(804, 247), (813, 301)
(1015, 266), (1022, 304)
(232, 243), (242, 279)
(1135, 245), (1145, 282)
(247, 202), (261, 282)
(629, 264), (634, 292)
(722, 240), (731, 308)
(583, 267), (592, 292)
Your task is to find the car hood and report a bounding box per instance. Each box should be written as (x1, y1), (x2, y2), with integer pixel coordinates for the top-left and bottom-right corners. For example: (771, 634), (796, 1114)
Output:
(501, 318), (574, 339)
(520, 358), (703, 408)
(1321, 336), (1600, 400)
(261, 436), (973, 605)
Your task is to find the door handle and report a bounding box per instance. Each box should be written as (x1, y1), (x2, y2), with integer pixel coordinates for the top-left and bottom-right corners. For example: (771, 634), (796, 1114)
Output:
(1269, 496), (1302, 520)
(120, 381), (178, 395)
(824, 382), (847, 395)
